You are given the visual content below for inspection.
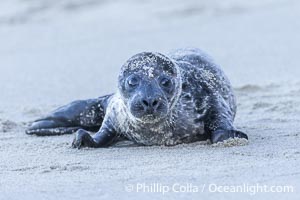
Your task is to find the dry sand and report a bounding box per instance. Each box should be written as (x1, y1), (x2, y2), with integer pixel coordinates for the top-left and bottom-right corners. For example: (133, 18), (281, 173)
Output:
(0, 0), (299, 199)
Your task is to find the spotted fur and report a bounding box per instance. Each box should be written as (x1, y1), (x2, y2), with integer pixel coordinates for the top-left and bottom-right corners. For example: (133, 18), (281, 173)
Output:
(26, 47), (246, 147)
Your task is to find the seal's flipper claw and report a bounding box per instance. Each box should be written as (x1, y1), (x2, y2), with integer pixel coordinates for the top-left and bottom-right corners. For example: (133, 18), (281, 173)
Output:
(211, 130), (248, 143)
(72, 131), (83, 149)
(235, 130), (248, 140)
(72, 129), (98, 148)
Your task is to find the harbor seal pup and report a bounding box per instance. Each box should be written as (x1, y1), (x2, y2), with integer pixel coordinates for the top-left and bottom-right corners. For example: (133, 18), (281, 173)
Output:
(26, 48), (248, 148)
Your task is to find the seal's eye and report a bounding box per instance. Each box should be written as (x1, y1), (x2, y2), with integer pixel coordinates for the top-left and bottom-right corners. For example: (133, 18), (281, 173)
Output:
(160, 77), (172, 88)
(126, 75), (140, 88)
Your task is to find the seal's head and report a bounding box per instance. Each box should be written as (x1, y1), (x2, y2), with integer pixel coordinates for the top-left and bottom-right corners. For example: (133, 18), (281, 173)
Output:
(118, 52), (182, 123)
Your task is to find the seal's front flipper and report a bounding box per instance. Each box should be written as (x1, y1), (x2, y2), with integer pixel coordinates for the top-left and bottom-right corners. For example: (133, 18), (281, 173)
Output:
(72, 120), (117, 148)
(211, 129), (248, 143)
(205, 95), (248, 144)
(26, 94), (113, 136)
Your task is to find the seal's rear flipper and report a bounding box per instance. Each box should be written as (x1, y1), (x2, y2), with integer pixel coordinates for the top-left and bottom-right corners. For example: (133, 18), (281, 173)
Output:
(26, 122), (80, 136)
(26, 120), (100, 136)
(26, 94), (113, 136)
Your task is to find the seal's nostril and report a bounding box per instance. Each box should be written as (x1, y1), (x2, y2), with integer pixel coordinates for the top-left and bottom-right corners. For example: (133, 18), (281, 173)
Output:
(152, 100), (158, 107)
(141, 98), (160, 110)
(142, 100), (149, 107)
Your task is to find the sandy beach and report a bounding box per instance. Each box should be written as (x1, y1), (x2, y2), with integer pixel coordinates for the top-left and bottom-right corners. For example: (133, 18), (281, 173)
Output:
(0, 0), (300, 199)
